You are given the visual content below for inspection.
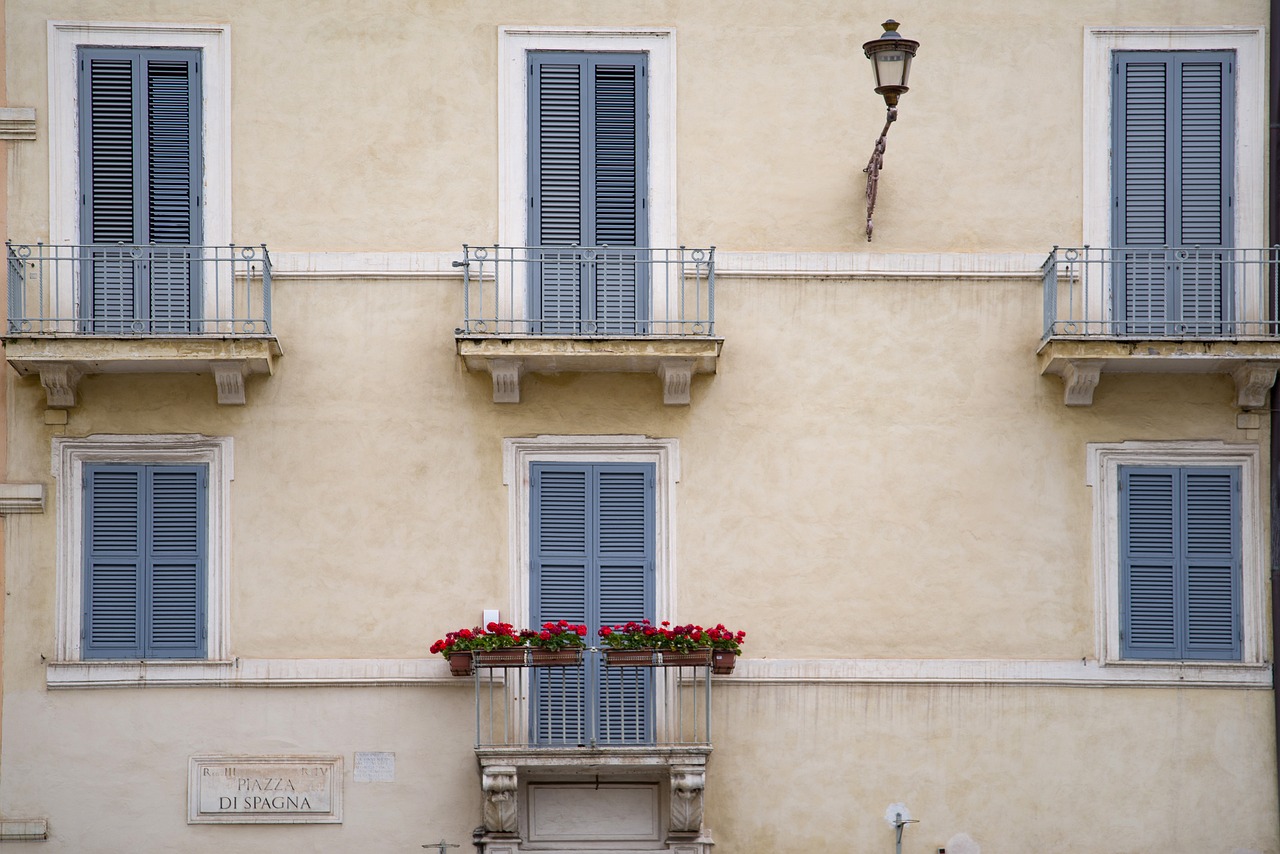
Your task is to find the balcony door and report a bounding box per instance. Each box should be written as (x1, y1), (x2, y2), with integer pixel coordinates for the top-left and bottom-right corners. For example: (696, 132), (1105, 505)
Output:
(1111, 51), (1234, 335)
(531, 462), (654, 745)
(79, 47), (201, 333)
(528, 52), (649, 335)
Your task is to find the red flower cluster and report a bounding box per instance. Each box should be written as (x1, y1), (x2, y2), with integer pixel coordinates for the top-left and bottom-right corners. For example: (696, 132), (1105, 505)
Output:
(429, 621), (521, 656)
(598, 619), (746, 654)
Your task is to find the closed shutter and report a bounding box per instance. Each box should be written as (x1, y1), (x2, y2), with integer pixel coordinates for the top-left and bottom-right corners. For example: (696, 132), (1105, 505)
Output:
(531, 462), (654, 744)
(84, 464), (207, 659)
(79, 47), (201, 333)
(529, 52), (648, 334)
(1119, 465), (1239, 660)
(1112, 51), (1233, 334)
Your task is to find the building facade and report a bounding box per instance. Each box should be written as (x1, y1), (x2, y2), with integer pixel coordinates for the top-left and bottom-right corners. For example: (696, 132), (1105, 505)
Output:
(1, 1), (1278, 851)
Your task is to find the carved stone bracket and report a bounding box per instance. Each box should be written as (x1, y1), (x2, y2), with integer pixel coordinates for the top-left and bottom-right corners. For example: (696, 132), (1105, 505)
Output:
(1061, 360), (1102, 406)
(38, 363), (82, 408)
(490, 360), (523, 404)
(481, 765), (519, 833)
(658, 359), (694, 405)
(669, 765), (706, 833)
(1232, 362), (1278, 410)
(211, 361), (249, 405)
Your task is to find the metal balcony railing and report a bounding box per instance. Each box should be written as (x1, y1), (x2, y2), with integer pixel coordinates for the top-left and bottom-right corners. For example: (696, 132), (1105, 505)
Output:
(6, 242), (272, 336)
(1042, 245), (1280, 341)
(472, 648), (712, 749)
(455, 245), (715, 337)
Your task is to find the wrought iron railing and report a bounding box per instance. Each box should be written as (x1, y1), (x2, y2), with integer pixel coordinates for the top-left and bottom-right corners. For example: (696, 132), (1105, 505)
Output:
(6, 242), (272, 336)
(455, 245), (715, 337)
(1042, 245), (1280, 340)
(472, 648), (712, 749)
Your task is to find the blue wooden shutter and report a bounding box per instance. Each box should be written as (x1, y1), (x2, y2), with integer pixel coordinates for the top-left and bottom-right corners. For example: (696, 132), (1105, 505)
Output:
(529, 53), (648, 334)
(79, 48), (201, 333)
(1120, 466), (1240, 660)
(84, 465), (145, 658)
(531, 465), (590, 744)
(531, 462), (654, 744)
(1112, 52), (1233, 334)
(83, 464), (207, 660)
(146, 466), (207, 658)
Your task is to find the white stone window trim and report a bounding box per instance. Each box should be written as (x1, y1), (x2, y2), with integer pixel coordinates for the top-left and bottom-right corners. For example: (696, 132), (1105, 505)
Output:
(503, 435), (679, 631)
(47, 21), (231, 326)
(1086, 440), (1267, 671)
(497, 27), (676, 325)
(51, 434), (233, 664)
(1083, 26), (1265, 251)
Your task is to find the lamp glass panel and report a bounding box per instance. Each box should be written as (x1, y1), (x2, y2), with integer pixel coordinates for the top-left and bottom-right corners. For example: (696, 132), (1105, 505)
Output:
(874, 49), (908, 88)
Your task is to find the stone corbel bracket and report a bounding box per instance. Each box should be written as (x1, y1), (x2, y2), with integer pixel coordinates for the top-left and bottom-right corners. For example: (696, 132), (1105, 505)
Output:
(669, 765), (706, 833)
(1232, 362), (1278, 410)
(481, 765), (519, 834)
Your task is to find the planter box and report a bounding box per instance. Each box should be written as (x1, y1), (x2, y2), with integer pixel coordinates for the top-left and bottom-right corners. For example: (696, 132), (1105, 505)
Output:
(711, 649), (737, 674)
(448, 652), (474, 677)
(529, 648), (583, 666)
(604, 648), (713, 667)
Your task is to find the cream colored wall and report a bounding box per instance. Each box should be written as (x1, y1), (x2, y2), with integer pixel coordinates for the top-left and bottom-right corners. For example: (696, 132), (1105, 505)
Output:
(2, 0), (1275, 851)
(5, 0), (1269, 253)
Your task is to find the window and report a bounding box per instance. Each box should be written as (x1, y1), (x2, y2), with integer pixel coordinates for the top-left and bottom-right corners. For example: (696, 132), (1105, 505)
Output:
(531, 462), (654, 743)
(1087, 441), (1264, 669)
(528, 52), (648, 334)
(83, 464), (207, 659)
(79, 46), (202, 332)
(1111, 50), (1234, 334)
(53, 435), (232, 663)
(1118, 465), (1238, 660)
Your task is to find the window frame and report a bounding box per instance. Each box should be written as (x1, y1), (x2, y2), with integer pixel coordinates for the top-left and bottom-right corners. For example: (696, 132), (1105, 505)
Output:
(53, 434), (233, 662)
(1087, 441), (1264, 667)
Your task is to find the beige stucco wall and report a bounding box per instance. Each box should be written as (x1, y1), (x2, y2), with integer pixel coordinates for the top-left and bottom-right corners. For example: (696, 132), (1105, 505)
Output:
(1, 0), (1275, 851)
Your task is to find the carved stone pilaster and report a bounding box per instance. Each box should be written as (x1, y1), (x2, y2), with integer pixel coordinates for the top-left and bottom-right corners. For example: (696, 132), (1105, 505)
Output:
(211, 361), (249, 405)
(1061, 360), (1101, 406)
(38, 363), (82, 408)
(659, 359), (694, 405)
(1232, 362), (1278, 410)
(481, 765), (519, 833)
(669, 765), (705, 833)
(490, 360), (523, 404)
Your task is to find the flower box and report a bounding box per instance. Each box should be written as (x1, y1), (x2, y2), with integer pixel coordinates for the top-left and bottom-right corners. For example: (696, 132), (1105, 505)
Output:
(448, 651), (475, 677)
(475, 647), (530, 668)
(530, 648), (583, 667)
(604, 648), (712, 668)
(711, 649), (737, 675)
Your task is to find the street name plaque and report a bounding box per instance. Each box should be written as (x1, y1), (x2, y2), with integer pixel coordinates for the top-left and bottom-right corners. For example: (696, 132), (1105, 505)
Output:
(188, 755), (343, 824)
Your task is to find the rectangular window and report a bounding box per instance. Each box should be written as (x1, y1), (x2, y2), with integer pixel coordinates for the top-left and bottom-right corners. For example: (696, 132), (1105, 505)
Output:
(1119, 465), (1240, 661)
(78, 46), (202, 333)
(83, 463), (208, 660)
(531, 461), (654, 744)
(1111, 50), (1235, 334)
(528, 52), (649, 334)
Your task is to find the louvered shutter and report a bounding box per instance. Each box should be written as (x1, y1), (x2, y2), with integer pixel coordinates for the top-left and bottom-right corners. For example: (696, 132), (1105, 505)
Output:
(84, 465), (145, 658)
(594, 465), (654, 744)
(529, 53), (648, 334)
(1112, 52), (1233, 335)
(146, 466), (207, 658)
(79, 48), (201, 333)
(83, 464), (206, 660)
(1119, 466), (1239, 661)
(531, 466), (590, 744)
(531, 462), (654, 744)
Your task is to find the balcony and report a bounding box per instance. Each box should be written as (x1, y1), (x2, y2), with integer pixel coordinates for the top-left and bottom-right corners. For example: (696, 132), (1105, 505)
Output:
(1037, 246), (1280, 407)
(469, 650), (715, 854)
(454, 246), (722, 405)
(4, 243), (280, 407)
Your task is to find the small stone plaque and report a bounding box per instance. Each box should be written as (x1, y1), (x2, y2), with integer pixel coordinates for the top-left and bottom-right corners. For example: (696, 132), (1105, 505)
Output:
(188, 755), (343, 824)
(353, 752), (395, 783)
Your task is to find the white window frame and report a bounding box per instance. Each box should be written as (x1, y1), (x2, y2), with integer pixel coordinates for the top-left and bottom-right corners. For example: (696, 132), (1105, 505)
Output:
(52, 434), (233, 662)
(503, 435), (678, 630)
(497, 27), (676, 327)
(47, 21), (231, 327)
(1087, 440), (1265, 669)
(1082, 28), (1265, 326)
(1083, 26), (1264, 250)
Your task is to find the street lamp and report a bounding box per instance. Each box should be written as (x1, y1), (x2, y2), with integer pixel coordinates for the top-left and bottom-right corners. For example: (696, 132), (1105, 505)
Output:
(861, 19), (920, 240)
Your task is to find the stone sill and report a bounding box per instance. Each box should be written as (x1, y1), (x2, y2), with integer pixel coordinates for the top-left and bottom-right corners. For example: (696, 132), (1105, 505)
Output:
(1037, 337), (1280, 407)
(457, 336), (722, 404)
(5, 335), (281, 407)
